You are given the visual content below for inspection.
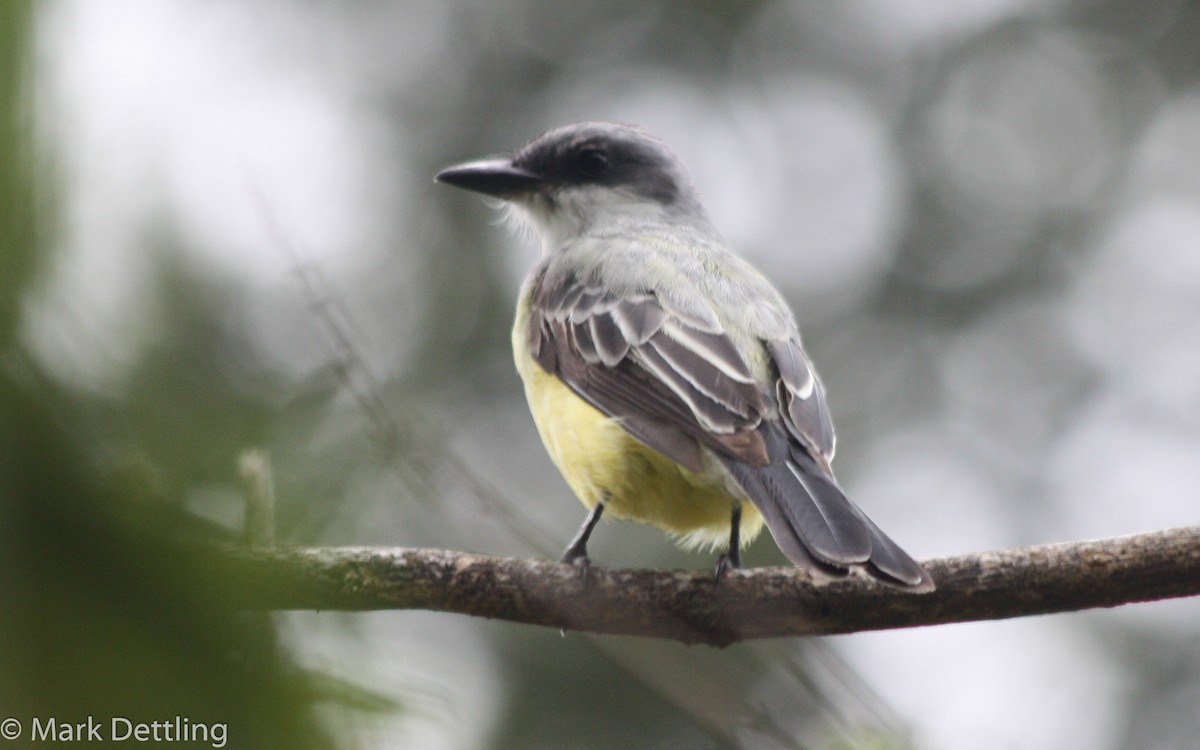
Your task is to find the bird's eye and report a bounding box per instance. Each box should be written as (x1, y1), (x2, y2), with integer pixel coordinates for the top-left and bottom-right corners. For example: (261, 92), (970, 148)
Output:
(575, 147), (609, 178)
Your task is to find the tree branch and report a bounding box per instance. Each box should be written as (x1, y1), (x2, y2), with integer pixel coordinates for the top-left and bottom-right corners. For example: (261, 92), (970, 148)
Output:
(213, 525), (1200, 647)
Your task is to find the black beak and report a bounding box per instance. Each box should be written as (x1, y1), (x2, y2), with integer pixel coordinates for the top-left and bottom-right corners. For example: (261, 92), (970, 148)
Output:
(435, 159), (543, 198)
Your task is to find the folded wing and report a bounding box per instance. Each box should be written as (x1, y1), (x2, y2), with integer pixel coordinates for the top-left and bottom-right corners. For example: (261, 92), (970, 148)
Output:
(529, 272), (769, 471)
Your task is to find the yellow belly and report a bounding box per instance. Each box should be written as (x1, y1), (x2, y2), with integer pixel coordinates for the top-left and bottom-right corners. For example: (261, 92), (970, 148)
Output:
(514, 344), (764, 551)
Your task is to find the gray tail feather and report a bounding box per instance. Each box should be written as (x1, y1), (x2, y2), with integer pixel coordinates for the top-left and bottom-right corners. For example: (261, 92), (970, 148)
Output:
(722, 428), (933, 590)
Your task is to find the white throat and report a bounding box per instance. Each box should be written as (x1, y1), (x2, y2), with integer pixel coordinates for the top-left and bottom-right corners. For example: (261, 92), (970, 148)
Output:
(506, 185), (683, 255)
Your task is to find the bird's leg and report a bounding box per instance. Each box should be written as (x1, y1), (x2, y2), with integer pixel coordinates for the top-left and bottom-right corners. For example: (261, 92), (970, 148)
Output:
(561, 499), (606, 567)
(714, 502), (743, 580)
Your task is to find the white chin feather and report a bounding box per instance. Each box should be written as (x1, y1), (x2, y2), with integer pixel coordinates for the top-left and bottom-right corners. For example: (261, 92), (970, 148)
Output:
(497, 196), (580, 255)
(493, 200), (538, 247)
(495, 185), (678, 256)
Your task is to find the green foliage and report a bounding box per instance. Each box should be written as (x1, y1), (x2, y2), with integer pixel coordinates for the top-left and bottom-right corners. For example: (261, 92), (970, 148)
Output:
(0, 8), (340, 748)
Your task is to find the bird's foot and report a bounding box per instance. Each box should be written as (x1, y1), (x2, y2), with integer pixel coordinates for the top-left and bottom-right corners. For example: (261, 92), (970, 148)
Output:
(714, 549), (741, 581)
(560, 544), (591, 568)
(561, 501), (605, 579)
(560, 544), (593, 585)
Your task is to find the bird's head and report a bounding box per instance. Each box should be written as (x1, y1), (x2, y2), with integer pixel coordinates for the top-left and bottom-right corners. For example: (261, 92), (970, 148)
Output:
(436, 122), (709, 252)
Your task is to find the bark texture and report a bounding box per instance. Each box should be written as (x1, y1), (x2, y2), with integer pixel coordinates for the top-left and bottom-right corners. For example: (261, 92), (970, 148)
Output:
(213, 525), (1200, 646)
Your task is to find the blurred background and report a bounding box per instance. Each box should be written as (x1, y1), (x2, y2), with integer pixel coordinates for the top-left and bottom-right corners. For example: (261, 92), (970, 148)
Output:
(4, 0), (1200, 748)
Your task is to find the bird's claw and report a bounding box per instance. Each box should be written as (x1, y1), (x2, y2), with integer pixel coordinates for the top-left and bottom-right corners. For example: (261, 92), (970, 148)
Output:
(714, 550), (741, 581)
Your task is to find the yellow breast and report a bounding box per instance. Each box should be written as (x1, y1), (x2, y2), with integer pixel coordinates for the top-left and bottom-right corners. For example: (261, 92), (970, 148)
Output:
(512, 323), (764, 551)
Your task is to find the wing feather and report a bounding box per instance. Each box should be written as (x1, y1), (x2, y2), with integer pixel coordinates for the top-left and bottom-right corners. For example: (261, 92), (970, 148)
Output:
(644, 333), (760, 421)
(634, 342), (747, 435)
(661, 321), (756, 384)
(529, 273), (768, 468)
(570, 315), (600, 364)
(767, 338), (835, 460)
(546, 279), (586, 315)
(589, 313), (629, 367)
(569, 288), (606, 323)
(611, 297), (668, 344)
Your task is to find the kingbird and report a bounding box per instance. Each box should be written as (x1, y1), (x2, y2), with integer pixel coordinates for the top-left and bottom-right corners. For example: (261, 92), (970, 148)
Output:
(437, 122), (932, 589)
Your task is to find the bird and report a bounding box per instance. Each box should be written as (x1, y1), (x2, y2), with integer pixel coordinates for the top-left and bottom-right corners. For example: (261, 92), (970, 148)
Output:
(436, 121), (932, 589)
